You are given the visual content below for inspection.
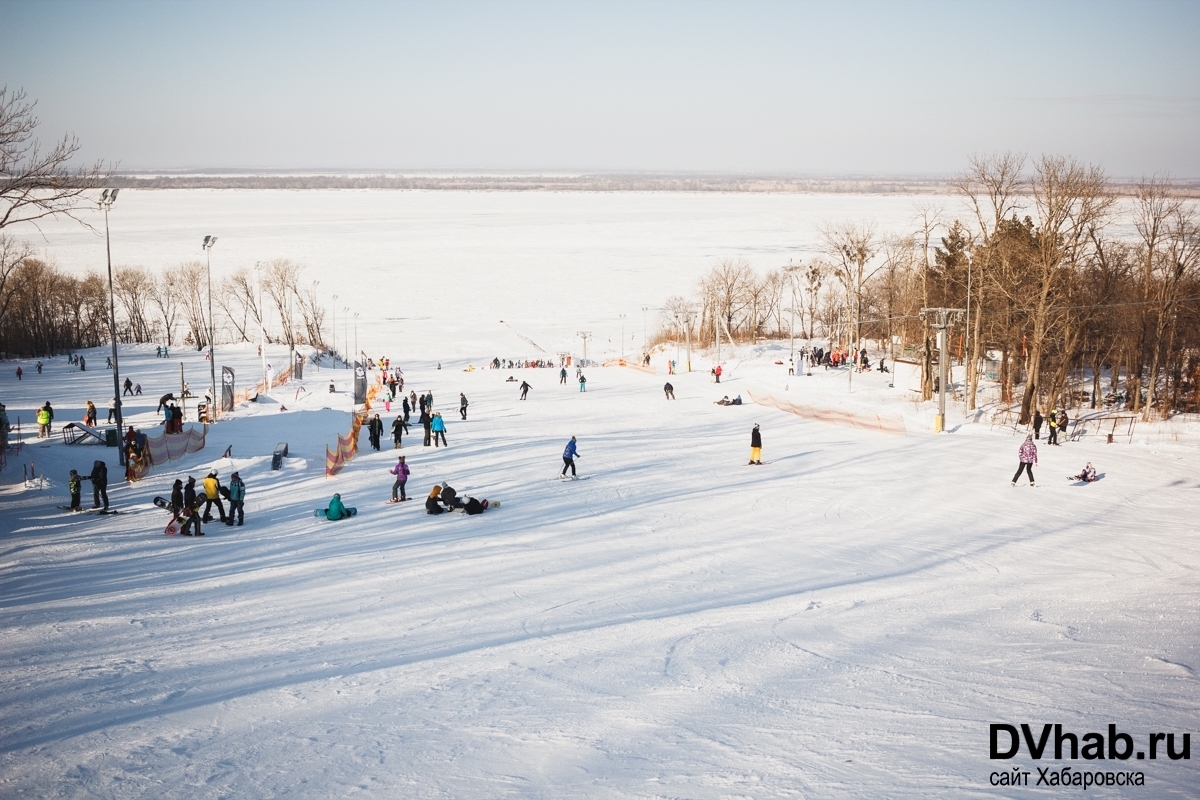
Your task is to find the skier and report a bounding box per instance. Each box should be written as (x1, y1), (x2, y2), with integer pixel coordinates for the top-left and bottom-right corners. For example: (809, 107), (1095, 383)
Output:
(578, 373), (587, 392)
(561, 436), (580, 479)
(749, 424), (763, 465)
(431, 412), (447, 447)
(368, 413), (383, 451)
(123, 377), (134, 396)
(1012, 434), (1038, 487)
(520, 380), (531, 400)
(226, 472), (245, 526)
(389, 455), (410, 502)
(1032, 408), (1043, 440)
(459, 393), (468, 420)
(67, 469), (82, 511)
(391, 415), (406, 448)
(83, 459), (109, 510)
(663, 382), (674, 400)
(559, 367), (568, 385)
(201, 471), (227, 523)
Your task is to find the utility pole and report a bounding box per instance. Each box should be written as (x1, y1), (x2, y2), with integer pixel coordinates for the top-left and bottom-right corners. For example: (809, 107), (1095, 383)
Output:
(99, 189), (126, 465)
(577, 331), (592, 365)
(920, 307), (964, 433)
(783, 262), (802, 369)
(641, 306), (650, 354)
(618, 314), (626, 359)
(673, 310), (695, 372)
(202, 235), (218, 422)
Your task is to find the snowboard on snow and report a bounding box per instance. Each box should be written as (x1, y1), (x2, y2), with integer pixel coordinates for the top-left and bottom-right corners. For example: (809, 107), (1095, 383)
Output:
(315, 508), (358, 519)
(1066, 473), (1105, 485)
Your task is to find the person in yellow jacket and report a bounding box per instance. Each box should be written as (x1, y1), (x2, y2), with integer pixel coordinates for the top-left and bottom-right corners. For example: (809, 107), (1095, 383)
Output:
(37, 404), (51, 438)
(201, 470), (227, 523)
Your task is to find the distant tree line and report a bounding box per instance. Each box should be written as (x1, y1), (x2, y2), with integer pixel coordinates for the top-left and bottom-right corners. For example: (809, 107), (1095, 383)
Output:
(659, 154), (1200, 421)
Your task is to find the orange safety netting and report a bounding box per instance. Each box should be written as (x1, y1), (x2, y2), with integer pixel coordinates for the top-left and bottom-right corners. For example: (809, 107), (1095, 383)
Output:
(747, 390), (907, 436)
(325, 383), (379, 477)
(126, 425), (208, 481)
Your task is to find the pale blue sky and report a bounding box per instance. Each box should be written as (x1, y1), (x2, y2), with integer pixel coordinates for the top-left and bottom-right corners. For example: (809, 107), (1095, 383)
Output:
(2, 0), (1198, 175)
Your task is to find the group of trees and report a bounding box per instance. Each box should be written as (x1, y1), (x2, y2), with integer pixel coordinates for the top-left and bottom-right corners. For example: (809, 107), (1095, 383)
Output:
(661, 154), (1200, 421)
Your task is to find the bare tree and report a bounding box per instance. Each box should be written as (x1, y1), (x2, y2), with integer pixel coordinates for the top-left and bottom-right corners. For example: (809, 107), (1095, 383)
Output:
(802, 260), (827, 339)
(0, 234), (33, 348)
(113, 266), (154, 342)
(262, 258), (301, 351)
(295, 279), (326, 347)
(176, 261), (209, 349)
(0, 87), (110, 233)
(820, 221), (881, 351)
(147, 272), (180, 347)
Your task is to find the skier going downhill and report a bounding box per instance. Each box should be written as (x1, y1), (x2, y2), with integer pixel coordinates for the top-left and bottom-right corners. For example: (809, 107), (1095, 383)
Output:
(1012, 434), (1038, 487)
(748, 424), (762, 465)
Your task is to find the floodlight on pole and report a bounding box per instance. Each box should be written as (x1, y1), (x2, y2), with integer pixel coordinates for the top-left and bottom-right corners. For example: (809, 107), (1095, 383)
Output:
(618, 314), (626, 359)
(100, 189), (125, 466)
(920, 307), (964, 433)
(202, 235), (219, 421)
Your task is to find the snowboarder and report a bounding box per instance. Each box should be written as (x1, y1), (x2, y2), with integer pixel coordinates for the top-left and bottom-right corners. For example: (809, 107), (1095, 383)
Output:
(1070, 462), (1097, 483)
(561, 436), (580, 479)
(1012, 434), (1038, 487)
(392, 415), (406, 448)
(201, 470), (227, 523)
(83, 459), (109, 509)
(123, 377), (134, 396)
(420, 406), (433, 446)
(431, 412), (447, 447)
(459, 393), (468, 420)
(227, 472), (245, 526)
(389, 456), (410, 502)
(426, 484), (445, 515)
(578, 373), (587, 392)
(67, 469), (82, 511)
(438, 482), (464, 510)
(520, 380), (531, 400)
(749, 424), (763, 465)
(170, 478), (184, 516)
(182, 477), (203, 535)
(663, 382), (674, 400)
(1032, 408), (1043, 440)
(320, 493), (356, 520)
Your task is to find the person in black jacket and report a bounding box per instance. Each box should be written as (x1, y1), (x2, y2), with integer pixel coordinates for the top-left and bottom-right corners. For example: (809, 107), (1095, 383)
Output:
(82, 459), (109, 509)
(664, 382), (674, 400)
(391, 415), (406, 448)
(368, 413), (383, 451)
(420, 407), (432, 447)
(170, 479), (184, 516)
(748, 424), (763, 465)
(182, 476), (203, 535)
(1032, 408), (1043, 440)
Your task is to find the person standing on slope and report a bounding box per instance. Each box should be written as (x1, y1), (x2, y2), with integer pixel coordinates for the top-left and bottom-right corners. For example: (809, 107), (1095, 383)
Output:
(431, 412), (447, 447)
(368, 413), (383, 451)
(389, 455), (410, 502)
(560, 366), (568, 385)
(1012, 434), (1038, 487)
(1032, 408), (1043, 440)
(420, 405), (433, 446)
(202, 471), (227, 522)
(227, 472), (246, 526)
(748, 424), (763, 465)
(459, 393), (468, 420)
(83, 459), (110, 509)
(392, 414), (406, 448)
(561, 436), (580, 479)
(519, 380), (531, 400)
(663, 382), (674, 400)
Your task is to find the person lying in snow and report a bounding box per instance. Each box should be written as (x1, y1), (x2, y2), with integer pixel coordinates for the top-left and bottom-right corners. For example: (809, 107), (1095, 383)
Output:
(1070, 463), (1098, 482)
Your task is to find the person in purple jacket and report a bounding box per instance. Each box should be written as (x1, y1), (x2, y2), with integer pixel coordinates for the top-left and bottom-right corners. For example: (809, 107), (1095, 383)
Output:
(1012, 434), (1037, 487)
(389, 455), (410, 502)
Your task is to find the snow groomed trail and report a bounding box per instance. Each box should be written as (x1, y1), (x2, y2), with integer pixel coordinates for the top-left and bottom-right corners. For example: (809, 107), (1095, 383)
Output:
(1, 344), (1198, 798)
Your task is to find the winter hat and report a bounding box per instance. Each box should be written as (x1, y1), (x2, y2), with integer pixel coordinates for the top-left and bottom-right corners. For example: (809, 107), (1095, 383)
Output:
(753, 423), (760, 429)
(231, 471), (239, 478)
(208, 470), (217, 477)
(333, 493), (341, 499)
(69, 469), (77, 476)
(1024, 434), (1033, 442)
(441, 481), (449, 489)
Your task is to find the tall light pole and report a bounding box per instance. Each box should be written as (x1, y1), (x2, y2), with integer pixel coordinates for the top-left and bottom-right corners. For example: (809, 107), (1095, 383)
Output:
(618, 314), (626, 359)
(353, 312), (359, 362)
(673, 310), (695, 372)
(343, 307), (349, 364)
(920, 307), (964, 433)
(331, 294), (338, 362)
(641, 306), (650, 353)
(577, 331), (592, 365)
(99, 189), (125, 465)
(202, 236), (218, 421)
(783, 263), (802, 368)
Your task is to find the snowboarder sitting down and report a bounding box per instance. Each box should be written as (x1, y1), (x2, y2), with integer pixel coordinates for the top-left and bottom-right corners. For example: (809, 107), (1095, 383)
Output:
(1071, 462), (1098, 483)
(320, 493), (357, 520)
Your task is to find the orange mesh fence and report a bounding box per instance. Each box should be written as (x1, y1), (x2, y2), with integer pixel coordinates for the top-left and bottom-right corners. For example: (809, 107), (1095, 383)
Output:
(747, 390), (907, 436)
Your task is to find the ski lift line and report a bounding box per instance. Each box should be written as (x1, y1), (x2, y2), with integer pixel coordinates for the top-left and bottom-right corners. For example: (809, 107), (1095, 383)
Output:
(498, 320), (547, 353)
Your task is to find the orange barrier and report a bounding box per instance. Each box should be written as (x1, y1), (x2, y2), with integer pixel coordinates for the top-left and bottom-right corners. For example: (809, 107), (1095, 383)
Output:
(747, 390), (907, 436)
(127, 425), (207, 481)
(325, 383), (380, 477)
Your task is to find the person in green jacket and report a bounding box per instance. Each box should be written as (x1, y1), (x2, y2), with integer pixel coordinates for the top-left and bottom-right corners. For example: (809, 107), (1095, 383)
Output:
(320, 493), (357, 520)
(68, 469), (82, 511)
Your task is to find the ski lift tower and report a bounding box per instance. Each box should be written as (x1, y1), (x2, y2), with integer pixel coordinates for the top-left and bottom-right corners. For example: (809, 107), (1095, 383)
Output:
(920, 307), (964, 433)
(576, 332), (592, 367)
(672, 309), (696, 373)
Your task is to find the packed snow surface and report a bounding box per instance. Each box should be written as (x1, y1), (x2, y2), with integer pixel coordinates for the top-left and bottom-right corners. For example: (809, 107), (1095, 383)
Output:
(2, 342), (1198, 798)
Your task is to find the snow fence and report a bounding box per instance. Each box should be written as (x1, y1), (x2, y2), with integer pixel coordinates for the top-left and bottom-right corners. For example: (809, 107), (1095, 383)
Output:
(747, 390), (907, 436)
(324, 383), (380, 477)
(127, 425), (207, 481)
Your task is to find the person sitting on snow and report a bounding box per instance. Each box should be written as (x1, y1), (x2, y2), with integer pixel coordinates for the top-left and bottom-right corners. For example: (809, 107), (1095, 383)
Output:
(1071, 462), (1098, 483)
(715, 396), (732, 405)
(730, 395), (743, 405)
(426, 484), (445, 515)
(321, 493), (355, 520)
(438, 482), (463, 509)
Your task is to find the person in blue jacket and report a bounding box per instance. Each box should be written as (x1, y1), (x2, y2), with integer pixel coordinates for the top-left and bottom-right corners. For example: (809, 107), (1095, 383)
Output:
(431, 412), (447, 447)
(321, 493), (357, 520)
(561, 436), (580, 479)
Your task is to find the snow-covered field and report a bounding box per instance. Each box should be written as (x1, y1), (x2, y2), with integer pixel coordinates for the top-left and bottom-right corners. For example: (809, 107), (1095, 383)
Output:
(2, 337), (1198, 798)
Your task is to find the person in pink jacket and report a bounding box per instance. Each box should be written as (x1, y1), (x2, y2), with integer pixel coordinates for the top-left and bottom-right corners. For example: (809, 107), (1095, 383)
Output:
(389, 455), (410, 502)
(1012, 435), (1038, 487)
